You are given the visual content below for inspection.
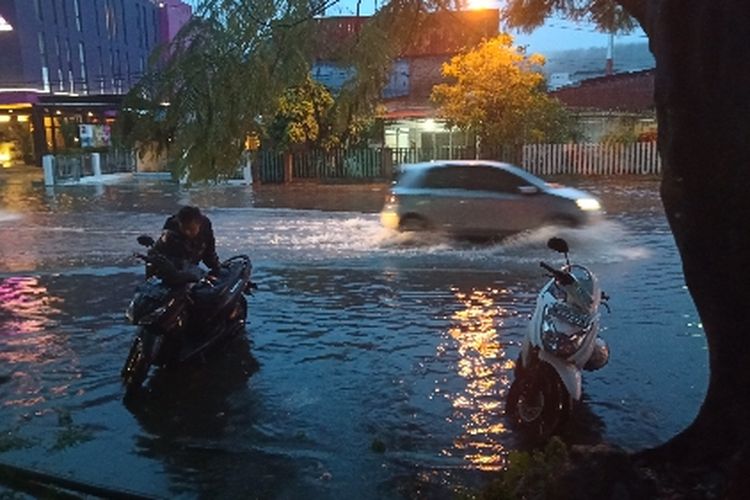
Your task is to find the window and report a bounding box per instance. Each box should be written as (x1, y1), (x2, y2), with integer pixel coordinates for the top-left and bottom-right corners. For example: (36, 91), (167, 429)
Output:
(93, 0), (101, 36)
(78, 42), (88, 94)
(143, 5), (149, 48)
(120, 0), (128, 43)
(98, 46), (106, 94)
(105, 0), (117, 39)
(64, 39), (72, 67)
(38, 33), (49, 91)
(37, 33), (46, 63)
(74, 0), (82, 31)
(422, 167), (471, 189)
(34, 0), (43, 22)
(61, 0), (69, 28)
(136, 5), (142, 48)
(115, 49), (121, 93)
(109, 49), (115, 92)
(465, 166), (526, 193)
(421, 165), (527, 193)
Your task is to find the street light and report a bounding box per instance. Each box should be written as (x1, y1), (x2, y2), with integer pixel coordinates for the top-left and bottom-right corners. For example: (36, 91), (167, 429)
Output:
(0, 15), (13, 32)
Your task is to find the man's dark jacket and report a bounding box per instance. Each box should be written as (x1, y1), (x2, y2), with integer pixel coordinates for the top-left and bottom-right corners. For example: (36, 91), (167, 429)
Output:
(152, 214), (221, 272)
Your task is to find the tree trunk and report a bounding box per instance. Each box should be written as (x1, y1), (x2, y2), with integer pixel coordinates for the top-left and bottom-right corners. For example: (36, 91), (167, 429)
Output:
(636, 0), (750, 472)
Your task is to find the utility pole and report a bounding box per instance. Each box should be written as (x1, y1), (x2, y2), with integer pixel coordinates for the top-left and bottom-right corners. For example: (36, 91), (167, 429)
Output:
(605, 32), (614, 76)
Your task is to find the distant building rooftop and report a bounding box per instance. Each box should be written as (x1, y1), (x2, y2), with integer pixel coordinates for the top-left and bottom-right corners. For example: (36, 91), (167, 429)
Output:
(542, 43), (655, 87)
(551, 69), (655, 112)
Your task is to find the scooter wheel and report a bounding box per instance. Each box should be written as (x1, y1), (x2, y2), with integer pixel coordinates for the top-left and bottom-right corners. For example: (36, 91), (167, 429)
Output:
(506, 362), (571, 439)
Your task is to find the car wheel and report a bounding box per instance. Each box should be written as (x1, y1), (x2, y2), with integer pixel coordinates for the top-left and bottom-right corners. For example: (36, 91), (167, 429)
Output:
(399, 215), (430, 232)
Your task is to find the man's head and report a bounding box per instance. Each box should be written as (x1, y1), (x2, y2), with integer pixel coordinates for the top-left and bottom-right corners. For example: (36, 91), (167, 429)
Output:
(176, 206), (202, 239)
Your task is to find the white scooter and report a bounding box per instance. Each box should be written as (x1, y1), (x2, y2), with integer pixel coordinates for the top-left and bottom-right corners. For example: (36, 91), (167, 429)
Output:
(506, 237), (610, 437)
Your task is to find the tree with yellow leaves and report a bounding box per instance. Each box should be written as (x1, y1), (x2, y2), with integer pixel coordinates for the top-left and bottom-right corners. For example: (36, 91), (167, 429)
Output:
(431, 34), (575, 148)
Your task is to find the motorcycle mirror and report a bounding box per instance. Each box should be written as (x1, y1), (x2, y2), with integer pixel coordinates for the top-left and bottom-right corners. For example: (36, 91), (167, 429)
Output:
(547, 237), (569, 254)
(137, 235), (155, 247)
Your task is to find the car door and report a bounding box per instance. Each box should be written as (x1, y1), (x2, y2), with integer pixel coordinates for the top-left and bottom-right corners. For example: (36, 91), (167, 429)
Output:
(415, 166), (477, 232)
(462, 165), (547, 233)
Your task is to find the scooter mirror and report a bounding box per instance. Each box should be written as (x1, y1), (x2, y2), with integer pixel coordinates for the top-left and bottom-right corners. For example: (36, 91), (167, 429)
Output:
(137, 235), (155, 247)
(547, 237), (569, 254)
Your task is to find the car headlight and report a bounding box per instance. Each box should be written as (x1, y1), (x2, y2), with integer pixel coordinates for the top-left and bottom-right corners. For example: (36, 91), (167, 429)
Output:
(541, 317), (586, 358)
(576, 198), (601, 211)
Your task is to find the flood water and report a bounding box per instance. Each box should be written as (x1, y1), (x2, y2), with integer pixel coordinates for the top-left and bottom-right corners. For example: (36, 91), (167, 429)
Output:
(0, 170), (707, 498)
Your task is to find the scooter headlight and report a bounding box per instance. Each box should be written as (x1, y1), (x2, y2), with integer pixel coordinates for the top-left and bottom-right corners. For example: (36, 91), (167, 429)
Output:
(541, 317), (586, 358)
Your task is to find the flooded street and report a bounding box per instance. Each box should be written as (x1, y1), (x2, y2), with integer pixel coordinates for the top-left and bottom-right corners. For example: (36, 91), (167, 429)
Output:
(0, 171), (706, 498)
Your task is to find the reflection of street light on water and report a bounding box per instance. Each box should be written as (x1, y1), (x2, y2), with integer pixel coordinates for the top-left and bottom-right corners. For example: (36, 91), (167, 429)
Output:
(443, 287), (514, 471)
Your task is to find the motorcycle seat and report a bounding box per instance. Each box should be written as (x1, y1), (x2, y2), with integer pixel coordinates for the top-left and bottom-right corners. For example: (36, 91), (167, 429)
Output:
(191, 261), (245, 305)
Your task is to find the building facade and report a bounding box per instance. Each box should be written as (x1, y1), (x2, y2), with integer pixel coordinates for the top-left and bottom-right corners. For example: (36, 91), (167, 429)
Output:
(312, 10), (499, 156)
(0, 0), (191, 164)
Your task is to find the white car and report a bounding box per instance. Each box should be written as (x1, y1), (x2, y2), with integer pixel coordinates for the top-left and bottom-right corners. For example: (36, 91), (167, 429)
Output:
(380, 161), (602, 236)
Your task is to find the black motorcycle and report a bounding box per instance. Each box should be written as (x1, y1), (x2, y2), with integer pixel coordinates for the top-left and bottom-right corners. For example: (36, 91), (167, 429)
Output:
(121, 235), (255, 395)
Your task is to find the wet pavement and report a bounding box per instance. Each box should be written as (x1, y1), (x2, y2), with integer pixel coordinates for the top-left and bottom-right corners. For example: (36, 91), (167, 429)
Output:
(0, 168), (706, 498)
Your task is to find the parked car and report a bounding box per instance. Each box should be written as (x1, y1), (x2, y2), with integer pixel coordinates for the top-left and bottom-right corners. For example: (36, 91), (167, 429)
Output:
(380, 161), (602, 237)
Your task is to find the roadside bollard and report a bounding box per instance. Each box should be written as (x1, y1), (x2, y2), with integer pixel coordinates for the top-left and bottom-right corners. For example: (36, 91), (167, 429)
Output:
(91, 152), (102, 179)
(42, 155), (55, 186)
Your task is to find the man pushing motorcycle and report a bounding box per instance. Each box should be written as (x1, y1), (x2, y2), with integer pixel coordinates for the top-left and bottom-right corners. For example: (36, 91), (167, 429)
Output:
(149, 205), (221, 282)
(122, 206), (255, 393)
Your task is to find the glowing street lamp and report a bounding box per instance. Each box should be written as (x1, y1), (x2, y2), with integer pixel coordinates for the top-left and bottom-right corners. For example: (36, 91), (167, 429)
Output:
(0, 15), (13, 32)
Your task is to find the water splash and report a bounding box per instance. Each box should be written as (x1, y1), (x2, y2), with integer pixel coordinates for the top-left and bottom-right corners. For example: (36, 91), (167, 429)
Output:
(0, 210), (21, 223)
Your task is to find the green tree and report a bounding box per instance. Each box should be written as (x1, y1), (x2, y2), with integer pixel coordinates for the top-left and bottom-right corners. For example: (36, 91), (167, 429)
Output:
(431, 35), (575, 147)
(266, 74), (336, 149)
(506, 0), (750, 494)
(121, 0), (315, 181)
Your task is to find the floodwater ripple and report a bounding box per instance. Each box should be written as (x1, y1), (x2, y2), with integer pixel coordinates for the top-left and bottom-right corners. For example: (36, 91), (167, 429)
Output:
(0, 177), (706, 498)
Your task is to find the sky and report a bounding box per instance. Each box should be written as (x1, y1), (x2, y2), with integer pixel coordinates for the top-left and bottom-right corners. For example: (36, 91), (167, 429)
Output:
(183, 0), (649, 55)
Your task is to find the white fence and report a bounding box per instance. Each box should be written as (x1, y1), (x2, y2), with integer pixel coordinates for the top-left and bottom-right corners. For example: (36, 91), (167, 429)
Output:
(522, 142), (661, 176)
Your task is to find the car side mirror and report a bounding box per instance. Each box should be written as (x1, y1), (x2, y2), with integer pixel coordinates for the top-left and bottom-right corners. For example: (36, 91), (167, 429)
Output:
(518, 186), (539, 195)
(137, 235), (155, 247)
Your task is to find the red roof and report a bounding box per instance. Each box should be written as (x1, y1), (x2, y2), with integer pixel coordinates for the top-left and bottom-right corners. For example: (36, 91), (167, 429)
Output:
(551, 69), (655, 112)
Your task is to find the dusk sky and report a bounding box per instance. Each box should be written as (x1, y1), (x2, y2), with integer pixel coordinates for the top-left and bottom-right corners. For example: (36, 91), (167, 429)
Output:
(183, 0), (649, 55)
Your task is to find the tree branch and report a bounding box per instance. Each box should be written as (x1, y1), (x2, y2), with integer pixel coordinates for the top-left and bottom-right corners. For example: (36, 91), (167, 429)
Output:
(617, 0), (649, 31)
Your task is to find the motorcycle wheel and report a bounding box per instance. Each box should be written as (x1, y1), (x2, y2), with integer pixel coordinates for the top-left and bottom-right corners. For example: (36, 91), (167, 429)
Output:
(506, 362), (571, 439)
(121, 332), (154, 395)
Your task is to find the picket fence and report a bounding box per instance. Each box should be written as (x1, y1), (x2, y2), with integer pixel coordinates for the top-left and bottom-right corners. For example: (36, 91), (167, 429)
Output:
(254, 142), (661, 183)
(522, 142), (661, 176)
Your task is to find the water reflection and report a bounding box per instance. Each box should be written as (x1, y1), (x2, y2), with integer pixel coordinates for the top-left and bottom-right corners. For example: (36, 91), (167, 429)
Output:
(122, 337), (304, 497)
(0, 276), (71, 410)
(0, 276), (61, 350)
(446, 287), (513, 471)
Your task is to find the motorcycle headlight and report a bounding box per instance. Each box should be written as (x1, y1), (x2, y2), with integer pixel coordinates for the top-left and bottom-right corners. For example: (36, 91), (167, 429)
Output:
(541, 318), (586, 358)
